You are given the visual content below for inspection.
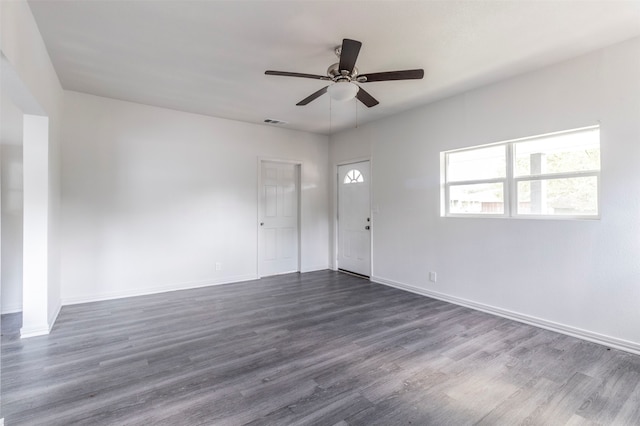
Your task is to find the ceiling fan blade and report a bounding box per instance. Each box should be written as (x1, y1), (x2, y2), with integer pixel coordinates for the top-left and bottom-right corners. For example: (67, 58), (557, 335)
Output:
(297, 86), (328, 105)
(338, 39), (362, 74)
(359, 69), (424, 82)
(356, 86), (379, 108)
(265, 70), (330, 80)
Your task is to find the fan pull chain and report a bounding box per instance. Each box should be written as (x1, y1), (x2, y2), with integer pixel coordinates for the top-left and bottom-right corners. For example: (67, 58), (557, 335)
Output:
(329, 96), (332, 133)
(355, 98), (358, 129)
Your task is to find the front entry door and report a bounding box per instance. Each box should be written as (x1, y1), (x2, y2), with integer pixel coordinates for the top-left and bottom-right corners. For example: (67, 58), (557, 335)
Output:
(259, 161), (299, 277)
(338, 161), (371, 276)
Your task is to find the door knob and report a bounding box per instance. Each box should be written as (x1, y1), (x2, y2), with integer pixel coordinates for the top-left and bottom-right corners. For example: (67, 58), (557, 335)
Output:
(260, 222), (264, 226)
(365, 225), (370, 230)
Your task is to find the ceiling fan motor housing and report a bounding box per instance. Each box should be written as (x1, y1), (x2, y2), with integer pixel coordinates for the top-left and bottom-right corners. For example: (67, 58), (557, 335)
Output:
(327, 63), (358, 82)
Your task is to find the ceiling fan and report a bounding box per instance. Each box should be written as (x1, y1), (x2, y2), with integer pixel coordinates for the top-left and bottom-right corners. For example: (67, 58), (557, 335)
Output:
(265, 38), (424, 108)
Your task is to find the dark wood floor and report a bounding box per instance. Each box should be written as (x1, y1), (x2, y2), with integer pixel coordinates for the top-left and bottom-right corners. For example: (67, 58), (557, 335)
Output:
(2, 270), (640, 425)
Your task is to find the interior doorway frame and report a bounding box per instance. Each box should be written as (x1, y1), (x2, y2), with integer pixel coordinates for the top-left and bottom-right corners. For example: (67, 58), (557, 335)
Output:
(1, 53), (58, 338)
(256, 157), (302, 278)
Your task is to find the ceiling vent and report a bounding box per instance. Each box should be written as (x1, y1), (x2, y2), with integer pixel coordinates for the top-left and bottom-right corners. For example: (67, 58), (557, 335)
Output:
(264, 119), (287, 125)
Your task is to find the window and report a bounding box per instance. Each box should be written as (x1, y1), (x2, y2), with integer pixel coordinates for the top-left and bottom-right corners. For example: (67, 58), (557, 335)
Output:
(442, 126), (600, 218)
(343, 169), (364, 184)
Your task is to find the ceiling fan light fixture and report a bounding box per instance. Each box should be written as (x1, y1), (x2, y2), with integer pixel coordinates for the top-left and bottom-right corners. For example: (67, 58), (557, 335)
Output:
(327, 81), (359, 102)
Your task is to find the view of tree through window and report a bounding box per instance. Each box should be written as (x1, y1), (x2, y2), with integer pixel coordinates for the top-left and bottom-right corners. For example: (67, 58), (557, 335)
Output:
(443, 126), (600, 218)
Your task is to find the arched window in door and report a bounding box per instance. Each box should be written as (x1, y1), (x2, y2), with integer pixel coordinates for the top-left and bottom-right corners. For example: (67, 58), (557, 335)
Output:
(343, 169), (364, 184)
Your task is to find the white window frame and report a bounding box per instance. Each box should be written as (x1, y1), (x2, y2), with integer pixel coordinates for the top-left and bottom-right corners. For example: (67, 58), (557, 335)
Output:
(444, 143), (508, 218)
(442, 125), (600, 220)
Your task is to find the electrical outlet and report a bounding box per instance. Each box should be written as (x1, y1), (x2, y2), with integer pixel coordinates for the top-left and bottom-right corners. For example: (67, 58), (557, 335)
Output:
(215, 262), (222, 271)
(429, 271), (437, 282)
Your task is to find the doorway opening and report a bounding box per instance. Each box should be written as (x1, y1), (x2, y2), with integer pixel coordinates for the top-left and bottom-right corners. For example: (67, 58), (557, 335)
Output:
(1, 54), (55, 338)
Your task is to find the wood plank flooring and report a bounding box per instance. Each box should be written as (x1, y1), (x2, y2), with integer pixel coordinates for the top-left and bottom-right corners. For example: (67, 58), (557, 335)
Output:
(2, 270), (640, 425)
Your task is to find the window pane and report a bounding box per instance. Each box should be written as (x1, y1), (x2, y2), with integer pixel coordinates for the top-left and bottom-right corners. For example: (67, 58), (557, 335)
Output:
(517, 176), (598, 215)
(514, 128), (600, 176)
(343, 169), (364, 184)
(449, 183), (504, 214)
(447, 145), (506, 182)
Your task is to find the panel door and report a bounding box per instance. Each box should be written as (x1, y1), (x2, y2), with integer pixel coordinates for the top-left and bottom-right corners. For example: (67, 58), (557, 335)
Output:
(338, 161), (371, 276)
(259, 161), (299, 277)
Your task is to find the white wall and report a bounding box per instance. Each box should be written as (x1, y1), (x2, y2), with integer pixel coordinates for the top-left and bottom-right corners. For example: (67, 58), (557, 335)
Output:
(330, 37), (640, 353)
(61, 91), (329, 303)
(0, 91), (23, 314)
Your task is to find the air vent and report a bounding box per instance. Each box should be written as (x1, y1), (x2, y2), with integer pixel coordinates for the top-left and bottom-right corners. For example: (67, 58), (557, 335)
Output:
(264, 119), (287, 125)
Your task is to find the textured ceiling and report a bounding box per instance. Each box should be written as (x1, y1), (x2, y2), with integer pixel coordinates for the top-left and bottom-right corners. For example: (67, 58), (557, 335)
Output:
(28, 0), (640, 134)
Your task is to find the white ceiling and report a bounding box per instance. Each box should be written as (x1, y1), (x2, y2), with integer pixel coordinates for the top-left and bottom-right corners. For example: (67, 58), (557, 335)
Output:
(28, 0), (640, 135)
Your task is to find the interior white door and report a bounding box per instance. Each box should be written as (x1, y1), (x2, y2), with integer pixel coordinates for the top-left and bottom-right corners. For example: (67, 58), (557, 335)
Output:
(259, 161), (299, 277)
(338, 161), (371, 276)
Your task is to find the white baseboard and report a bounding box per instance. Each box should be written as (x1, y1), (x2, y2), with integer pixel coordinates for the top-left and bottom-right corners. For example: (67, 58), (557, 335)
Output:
(301, 264), (330, 273)
(371, 275), (640, 356)
(48, 300), (62, 330)
(1, 305), (23, 315)
(20, 301), (62, 339)
(61, 274), (259, 306)
(20, 324), (50, 338)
